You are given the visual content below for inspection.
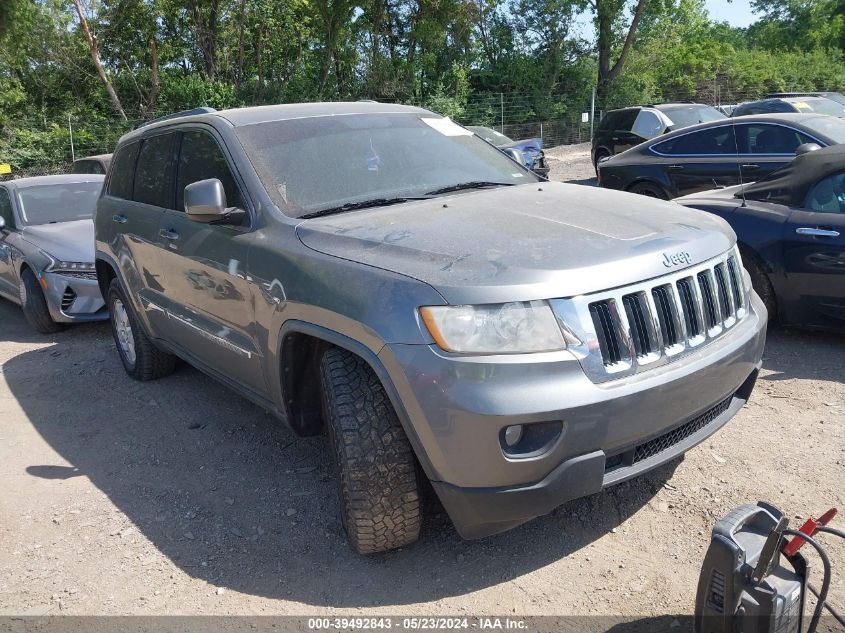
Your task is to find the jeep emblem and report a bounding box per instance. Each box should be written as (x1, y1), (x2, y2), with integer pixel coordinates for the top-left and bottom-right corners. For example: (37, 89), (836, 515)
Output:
(662, 251), (692, 268)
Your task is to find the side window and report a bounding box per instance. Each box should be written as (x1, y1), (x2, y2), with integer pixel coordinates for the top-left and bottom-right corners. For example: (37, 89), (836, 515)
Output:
(106, 142), (141, 200)
(631, 110), (665, 139)
(616, 109), (639, 131)
(597, 111), (619, 132)
(805, 172), (845, 214)
(739, 124), (810, 155)
(177, 131), (245, 211)
(653, 127), (737, 156)
(133, 133), (177, 208)
(0, 187), (14, 229)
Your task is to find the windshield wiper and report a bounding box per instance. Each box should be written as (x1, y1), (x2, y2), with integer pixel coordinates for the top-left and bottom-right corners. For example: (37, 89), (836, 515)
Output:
(425, 181), (517, 196)
(299, 196), (432, 219)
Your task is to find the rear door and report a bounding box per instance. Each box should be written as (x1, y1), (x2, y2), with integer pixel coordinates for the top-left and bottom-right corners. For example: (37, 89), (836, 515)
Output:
(610, 109), (641, 154)
(782, 170), (845, 325)
(651, 125), (741, 196)
(0, 186), (17, 297)
(735, 123), (818, 184)
(155, 128), (266, 395)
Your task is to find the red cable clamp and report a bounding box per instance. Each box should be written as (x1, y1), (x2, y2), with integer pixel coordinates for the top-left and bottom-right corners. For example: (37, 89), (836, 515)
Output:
(783, 508), (838, 557)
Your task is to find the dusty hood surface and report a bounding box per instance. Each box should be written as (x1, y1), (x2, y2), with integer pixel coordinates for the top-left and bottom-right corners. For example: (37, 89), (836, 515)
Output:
(297, 182), (735, 304)
(21, 220), (95, 264)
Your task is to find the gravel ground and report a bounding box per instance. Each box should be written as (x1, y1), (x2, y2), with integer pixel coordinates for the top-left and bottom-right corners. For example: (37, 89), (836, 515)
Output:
(0, 145), (843, 623)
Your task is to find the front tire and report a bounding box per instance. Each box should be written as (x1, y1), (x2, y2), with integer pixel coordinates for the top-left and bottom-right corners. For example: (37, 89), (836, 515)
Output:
(19, 268), (63, 334)
(740, 247), (777, 325)
(320, 347), (422, 554)
(107, 279), (176, 381)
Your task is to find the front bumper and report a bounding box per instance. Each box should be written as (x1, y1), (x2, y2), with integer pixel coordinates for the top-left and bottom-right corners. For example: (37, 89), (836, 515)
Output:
(377, 292), (767, 539)
(42, 272), (108, 323)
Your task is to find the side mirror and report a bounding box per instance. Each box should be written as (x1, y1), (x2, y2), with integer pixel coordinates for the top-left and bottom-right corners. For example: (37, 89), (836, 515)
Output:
(503, 147), (526, 166)
(796, 142), (822, 156)
(184, 178), (229, 223)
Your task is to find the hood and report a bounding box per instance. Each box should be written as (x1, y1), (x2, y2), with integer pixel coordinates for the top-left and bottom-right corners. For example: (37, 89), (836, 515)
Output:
(296, 182), (735, 305)
(21, 219), (95, 264)
(502, 138), (543, 153)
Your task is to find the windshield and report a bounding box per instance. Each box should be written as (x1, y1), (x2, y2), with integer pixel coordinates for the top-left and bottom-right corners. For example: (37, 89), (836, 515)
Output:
(17, 182), (102, 225)
(237, 113), (537, 218)
(801, 116), (845, 143)
(467, 126), (514, 145)
(793, 98), (845, 117)
(663, 105), (726, 128)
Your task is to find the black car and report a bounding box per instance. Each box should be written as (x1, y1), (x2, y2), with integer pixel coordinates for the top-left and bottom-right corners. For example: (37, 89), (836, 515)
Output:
(732, 96), (845, 118)
(591, 103), (726, 168)
(466, 126), (550, 177)
(765, 91), (845, 107)
(675, 144), (845, 332)
(598, 113), (845, 199)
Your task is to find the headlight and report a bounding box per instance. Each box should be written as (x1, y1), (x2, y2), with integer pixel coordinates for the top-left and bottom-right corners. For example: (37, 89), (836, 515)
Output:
(46, 260), (95, 273)
(420, 301), (570, 354)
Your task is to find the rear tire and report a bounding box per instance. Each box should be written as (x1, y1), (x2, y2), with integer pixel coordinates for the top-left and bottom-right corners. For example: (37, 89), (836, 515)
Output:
(739, 247), (777, 325)
(594, 149), (610, 175)
(19, 268), (63, 334)
(107, 279), (176, 381)
(628, 181), (670, 200)
(320, 347), (422, 554)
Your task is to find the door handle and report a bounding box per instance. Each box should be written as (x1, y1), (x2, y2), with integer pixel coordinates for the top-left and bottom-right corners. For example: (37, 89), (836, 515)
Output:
(112, 214), (128, 224)
(159, 229), (180, 241)
(741, 164), (760, 170)
(668, 164), (684, 171)
(796, 227), (840, 238)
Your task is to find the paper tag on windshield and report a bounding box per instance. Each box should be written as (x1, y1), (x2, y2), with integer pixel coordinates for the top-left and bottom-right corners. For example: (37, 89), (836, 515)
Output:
(421, 117), (473, 136)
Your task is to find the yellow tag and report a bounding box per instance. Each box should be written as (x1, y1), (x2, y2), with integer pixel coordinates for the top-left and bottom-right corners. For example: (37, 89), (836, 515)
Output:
(793, 101), (811, 110)
(0, 164), (11, 175)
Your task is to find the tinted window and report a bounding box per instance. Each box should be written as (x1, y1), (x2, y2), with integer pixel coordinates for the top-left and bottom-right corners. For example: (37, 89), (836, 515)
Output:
(133, 134), (176, 208)
(653, 126), (737, 155)
(631, 111), (665, 139)
(616, 109), (639, 130)
(177, 131), (245, 212)
(0, 187), (14, 229)
(107, 142), (140, 199)
(737, 124), (814, 154)
(805, 172), (845, 213)
(17, 182), (102, 225)
(801, 116), (845, 144)
(71, 160), (104, 175)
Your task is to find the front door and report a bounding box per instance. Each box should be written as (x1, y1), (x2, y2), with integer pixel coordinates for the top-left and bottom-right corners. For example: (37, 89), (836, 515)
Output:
(735, 123), (818, 185)
(782, 170), (845, 325)
(0, 186), (18, 298)
(156, 128), (267, 396)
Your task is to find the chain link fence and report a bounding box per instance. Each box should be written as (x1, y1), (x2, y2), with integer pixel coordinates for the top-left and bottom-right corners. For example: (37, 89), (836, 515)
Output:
(1, 83), (839, 180)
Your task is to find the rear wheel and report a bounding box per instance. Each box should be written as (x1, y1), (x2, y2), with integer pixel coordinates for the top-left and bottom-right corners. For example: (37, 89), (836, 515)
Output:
(628, 181), (670, 200)
(594, 149), (610, 174)
(320, 347), (422, 554)
(18, 268), (63, 334)
(107, 279), (177, 380)
(739, 247), (777, 325)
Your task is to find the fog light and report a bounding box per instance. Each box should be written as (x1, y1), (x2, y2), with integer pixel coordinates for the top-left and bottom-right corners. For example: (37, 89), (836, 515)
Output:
(504, 424), (524, 447)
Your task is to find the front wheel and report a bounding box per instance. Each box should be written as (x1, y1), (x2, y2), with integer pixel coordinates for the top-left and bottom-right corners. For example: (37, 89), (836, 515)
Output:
(19, 268), (64, 334)
(107, 279), (176, 381)
(628, 181), (670, 200)
(739, 247), (777, 325)
(320, 347), (422, 554)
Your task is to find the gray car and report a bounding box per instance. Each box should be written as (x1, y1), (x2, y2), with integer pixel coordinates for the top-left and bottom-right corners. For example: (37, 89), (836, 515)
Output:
(0, 174), (107, 333)
(94, 103), (767, 554)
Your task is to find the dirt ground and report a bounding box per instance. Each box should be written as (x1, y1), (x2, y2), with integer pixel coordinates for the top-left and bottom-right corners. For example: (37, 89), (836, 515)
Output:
(1, 146), (843, 621)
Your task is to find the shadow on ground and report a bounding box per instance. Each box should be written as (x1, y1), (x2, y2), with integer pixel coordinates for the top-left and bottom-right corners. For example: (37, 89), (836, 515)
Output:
(759, 327), (845, 384)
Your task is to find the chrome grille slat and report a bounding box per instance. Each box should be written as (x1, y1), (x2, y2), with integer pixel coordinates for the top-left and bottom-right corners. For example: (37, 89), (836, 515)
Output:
(553, 249), (750, 383)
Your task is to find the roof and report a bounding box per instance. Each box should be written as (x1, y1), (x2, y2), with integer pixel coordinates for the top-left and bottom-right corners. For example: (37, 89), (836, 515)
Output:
(740, 143), (845, 207)
(2, 174), (105, 189)
(120, 101), (435, 144)
(73, 153), (112, 162)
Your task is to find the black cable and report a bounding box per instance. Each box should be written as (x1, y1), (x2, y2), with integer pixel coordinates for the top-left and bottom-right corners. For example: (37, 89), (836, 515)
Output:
(782, 529), (831, 633)
(807, 583), (845, 628)
(816, 526), (845, 540)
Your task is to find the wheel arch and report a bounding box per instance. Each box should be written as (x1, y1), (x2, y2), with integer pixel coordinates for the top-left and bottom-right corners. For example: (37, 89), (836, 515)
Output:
(625, 178), (672, 198)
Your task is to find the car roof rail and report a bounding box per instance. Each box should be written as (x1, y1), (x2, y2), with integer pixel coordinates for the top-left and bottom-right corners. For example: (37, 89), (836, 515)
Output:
(136, 107), (218, 129)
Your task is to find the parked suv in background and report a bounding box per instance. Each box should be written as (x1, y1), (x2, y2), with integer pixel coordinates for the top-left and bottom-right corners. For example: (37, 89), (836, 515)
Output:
(592, 103), (726, 169)
(732, 96), (845, 118)
(95, 103), (767, 554)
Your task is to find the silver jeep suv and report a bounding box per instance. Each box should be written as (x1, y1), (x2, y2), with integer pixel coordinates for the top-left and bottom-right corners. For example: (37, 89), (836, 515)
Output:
(94, 103), (767, 554)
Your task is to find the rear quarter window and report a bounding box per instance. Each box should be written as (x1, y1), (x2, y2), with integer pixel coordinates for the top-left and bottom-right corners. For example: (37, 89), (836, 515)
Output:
(106, 142), (140, 200)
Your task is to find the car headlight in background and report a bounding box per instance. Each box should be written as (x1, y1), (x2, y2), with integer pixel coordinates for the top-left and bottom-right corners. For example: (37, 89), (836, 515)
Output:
(420, 301), (575, 354)
(46, 260), (96, 273)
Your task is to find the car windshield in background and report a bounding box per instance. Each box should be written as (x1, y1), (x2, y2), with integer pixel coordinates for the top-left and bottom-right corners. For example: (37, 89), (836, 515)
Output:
(237, 114), (536, 218)
(792, 99), (845, 117)
(801, 116), (845, 144)
(663, 105), (726, 128)
(17, 182), (102, 225)
(467, 126), (514, 145)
